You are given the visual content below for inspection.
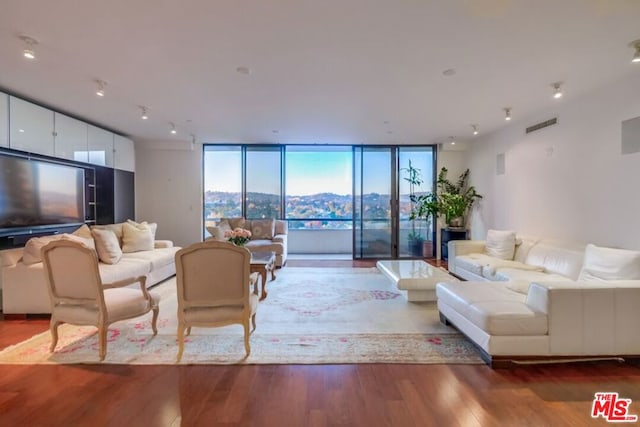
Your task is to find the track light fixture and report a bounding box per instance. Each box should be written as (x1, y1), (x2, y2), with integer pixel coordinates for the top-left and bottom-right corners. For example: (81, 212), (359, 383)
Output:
(170, 122), (177, 134)
(449, 136), (456, 145)
(140, 106), (148, 120)
(471, 124), (479, 136)
(20, 35), (38, 60)
(95, 80), (106, 97)
(631, 40), (640, 63)
(552, 82), (563, 99)
(504, 107), (512, 121)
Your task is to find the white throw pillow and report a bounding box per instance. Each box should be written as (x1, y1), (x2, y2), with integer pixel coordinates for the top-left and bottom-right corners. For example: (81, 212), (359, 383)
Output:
(22, 235), (63, 265)
(206, 220), (232, 241)
(60, 233), (96, 250)
(484, 229), (517, 260)
(127, 219), (158, 240)
(578, 243), (640, 282)
(72, 224), (94, 241)
(91, 228), (123, 264)
(122, 222), (154, 253)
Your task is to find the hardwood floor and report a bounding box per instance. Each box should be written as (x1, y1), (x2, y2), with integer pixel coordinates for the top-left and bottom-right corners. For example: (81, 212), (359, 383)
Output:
(1, 260), (639, 426)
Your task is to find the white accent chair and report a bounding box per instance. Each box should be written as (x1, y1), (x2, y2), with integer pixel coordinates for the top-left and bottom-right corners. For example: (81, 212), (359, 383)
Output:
(42, 239), (160, 361)
(175, 241), (259, 362)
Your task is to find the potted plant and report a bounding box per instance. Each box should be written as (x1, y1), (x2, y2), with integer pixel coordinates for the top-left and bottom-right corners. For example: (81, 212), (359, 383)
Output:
(410, 192), (439, 257)
(436, 167), (482, 228)
(402, 160), (426, 256)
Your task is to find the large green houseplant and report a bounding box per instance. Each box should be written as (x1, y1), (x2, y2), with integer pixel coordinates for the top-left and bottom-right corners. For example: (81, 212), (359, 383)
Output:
(436, 167), (482, 228)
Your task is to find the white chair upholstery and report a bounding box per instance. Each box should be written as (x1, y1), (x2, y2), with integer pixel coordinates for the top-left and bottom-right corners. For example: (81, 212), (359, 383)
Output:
(175, 240), (259, 362)
(41, 240), (160, 361)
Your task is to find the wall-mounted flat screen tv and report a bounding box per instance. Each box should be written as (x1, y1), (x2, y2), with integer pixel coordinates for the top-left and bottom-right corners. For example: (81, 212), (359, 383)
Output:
(0, 155), (85, 230)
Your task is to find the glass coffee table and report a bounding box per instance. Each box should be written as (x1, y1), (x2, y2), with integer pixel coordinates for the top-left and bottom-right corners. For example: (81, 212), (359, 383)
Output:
(249, 251), (276, 300)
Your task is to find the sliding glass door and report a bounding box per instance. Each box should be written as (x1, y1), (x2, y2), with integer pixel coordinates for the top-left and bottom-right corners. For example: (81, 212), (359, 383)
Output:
(353, 147), (395, 258)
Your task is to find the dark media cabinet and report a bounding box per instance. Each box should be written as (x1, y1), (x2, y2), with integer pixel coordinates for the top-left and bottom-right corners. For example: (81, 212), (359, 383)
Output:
(0, 148), (134, 250)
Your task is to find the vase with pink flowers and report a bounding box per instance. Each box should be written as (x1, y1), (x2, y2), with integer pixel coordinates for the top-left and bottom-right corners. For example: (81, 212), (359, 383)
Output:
(224, 228), (252, 246)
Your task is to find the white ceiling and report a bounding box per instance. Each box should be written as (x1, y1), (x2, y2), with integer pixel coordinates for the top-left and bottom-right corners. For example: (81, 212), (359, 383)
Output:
(1, 0), (639, 146)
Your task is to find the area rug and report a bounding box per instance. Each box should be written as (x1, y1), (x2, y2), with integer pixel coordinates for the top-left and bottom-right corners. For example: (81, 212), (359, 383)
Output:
(0, 267), (482, 365)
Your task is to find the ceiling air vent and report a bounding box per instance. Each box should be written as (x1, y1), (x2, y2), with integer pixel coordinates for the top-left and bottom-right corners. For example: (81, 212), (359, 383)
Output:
(526, 118), (557, 134)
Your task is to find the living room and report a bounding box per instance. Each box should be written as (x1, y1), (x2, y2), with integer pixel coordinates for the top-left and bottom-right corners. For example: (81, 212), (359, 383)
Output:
(1, 1), (640, 425)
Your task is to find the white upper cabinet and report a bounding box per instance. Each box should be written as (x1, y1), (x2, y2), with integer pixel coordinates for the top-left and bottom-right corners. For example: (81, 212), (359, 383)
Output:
(54, 112), (88, 162)
(87, 124), (114, 167)
(0, 92), (8, 147)
(9, 97), (55, 156)
(113, 134), (135, 172)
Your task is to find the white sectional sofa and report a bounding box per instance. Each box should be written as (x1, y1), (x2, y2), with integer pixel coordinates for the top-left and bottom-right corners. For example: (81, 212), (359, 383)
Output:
(1, 222), (180, 314)
(436, 231), (640, 367)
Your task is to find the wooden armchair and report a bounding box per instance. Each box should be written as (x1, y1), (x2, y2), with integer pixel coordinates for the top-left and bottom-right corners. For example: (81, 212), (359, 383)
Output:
(175, 241), (259, 362)
(41, 239), (160, 361)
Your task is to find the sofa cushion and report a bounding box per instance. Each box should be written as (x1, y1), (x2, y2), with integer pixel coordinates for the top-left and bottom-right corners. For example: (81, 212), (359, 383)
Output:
(578, 244), (640, 282)
(98, 258), (151, 285)
(524, 240), (585, 280)
(22, 235), (62, 265)
(91, 229), (123, 264)
(244, 239), (284, 255)
(127, 220), (158, 240)
(92, 223), (125, 247)
(122, 222), (154, 253)
(250, 219), (275, 239)
(222, 217), (246, 230)
(275, 220), (288, 235)
(436, 281), (548, 336)
(481, 261), (545, 281)
(123, 247), (180, 270)
(72, 224), (93, 240)
(494, 268), (572, 284)
(454, 254), (488, 277)
(485, 229), (517, 260)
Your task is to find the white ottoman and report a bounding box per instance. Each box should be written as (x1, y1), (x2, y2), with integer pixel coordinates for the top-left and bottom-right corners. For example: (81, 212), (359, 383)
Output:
(376, 260), (458, 301)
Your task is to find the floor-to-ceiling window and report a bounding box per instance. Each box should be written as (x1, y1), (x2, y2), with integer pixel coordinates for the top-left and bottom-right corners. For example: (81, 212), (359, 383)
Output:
(246, 146), (282, 219)
(203, 144), (435, 257)
(203, 146), (242, 234)
(285, 146), (352, 230)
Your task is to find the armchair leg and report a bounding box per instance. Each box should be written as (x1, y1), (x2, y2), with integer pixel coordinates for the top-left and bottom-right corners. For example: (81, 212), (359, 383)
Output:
(176, 324), (186, 363)
(243, 320), (251, 358)
(151, 307), (159, 336)
(186, 326), (192, 336)
(49, 318), (60, 353)
(98, 326), (107, 361)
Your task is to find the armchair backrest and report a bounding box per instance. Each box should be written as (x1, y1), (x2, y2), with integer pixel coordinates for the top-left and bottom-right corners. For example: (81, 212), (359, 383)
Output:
(175, 241), (251, 310)
(41, 239), (104, 306)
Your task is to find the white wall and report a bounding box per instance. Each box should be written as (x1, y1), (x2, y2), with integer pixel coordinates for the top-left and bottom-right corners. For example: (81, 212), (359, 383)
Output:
(435, 147), (468, 257)
(467, 72), (640, 249)
(135, 140), (202, 248)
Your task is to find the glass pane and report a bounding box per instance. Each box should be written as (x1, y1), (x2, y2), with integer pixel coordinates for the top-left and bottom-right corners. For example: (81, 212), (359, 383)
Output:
(246, 147), (281, 219)
(203, 146), (242, 236)
(398, 147), (435, 258)
(285, 146), (352, 230)
(355, 147), (392, 258)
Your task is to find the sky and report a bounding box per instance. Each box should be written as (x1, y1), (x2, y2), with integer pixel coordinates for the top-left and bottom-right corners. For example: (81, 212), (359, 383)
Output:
(203, 147), (433, 196)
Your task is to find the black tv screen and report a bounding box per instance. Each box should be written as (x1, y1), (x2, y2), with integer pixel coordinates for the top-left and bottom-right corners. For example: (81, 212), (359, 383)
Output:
(0, 155), (85, 230)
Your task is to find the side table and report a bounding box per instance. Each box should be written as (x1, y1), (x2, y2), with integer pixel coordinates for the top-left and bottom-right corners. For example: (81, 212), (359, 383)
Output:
(441, 228), (467, 261)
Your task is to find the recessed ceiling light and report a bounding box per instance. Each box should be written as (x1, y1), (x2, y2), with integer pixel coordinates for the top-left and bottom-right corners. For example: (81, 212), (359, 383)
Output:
(272, 129), (279, 134)
(387, 131), (393, 134)
(504, 107), (512, 121)
(629, 40), (640, 63)
(236, 66), (251, 75)
(383, 120), (389, 124)
(95, 80), (106, 97)
(170, 122), (177, 134)
(18, 129), (25, 133)
(552, 82), (563, 99)
(140, 106), (148, 120)
(471, 124), (479, 136)
(442, 68), (456, 76)
(19, 35), (38, 60)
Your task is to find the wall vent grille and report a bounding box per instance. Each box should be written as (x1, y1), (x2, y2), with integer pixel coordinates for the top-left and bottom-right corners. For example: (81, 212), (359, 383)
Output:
(526, 117), (557, 134)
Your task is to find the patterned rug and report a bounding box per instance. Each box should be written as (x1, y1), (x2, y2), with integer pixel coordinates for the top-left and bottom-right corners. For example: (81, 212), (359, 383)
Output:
(0, 267), (482, 365)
